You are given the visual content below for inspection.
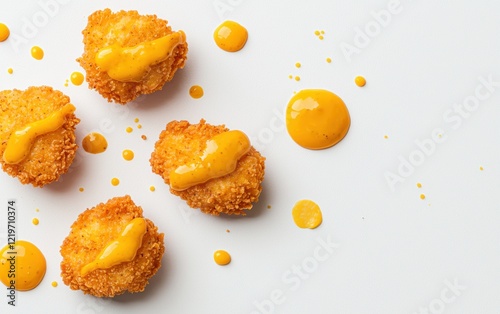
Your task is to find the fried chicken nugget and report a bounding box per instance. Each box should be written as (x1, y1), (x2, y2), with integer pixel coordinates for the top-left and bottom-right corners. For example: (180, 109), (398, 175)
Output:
(0, 86), (79, 187)
(150, 120), (266, 216)
(78, 9), (188, 104)
(60, 195), (165, 297)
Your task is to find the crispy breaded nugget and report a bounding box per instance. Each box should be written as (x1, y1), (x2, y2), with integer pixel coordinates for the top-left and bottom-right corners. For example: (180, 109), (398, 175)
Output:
(150, 120), (266, 215)
(0, 86), (79, 187)
(60, 195), (165, 297)
(78, 9), (188, 104)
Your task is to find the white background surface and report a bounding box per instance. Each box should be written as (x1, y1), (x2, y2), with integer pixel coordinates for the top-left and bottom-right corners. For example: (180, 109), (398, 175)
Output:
(1, 0), (500, 313)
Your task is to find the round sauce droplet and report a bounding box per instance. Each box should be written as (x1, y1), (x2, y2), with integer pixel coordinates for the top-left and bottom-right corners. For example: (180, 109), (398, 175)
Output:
(149, 186), (155, 192)
(51, 281), (58, 287)
(355, 76), (366, 87)
(420, 194), (426, 200)
(286, 89), (350, 149)
(122, 149), (134, 161)
(7, 68), (13, 74)
(134, 118), (139, 123)
(214, 250), (231, 266)
(0, 241), (46, 291)
(295, 62), (301, 68)
(292, 200), (323, 229)
(126, 126), (133, 133)
(70, 72), (84, 86)
(32, 218), (39, 225)
(31, 46), (44, 60)
(189, 85), (204, 99)
(79, 187), (84, 192)
(111, 177), (120, 186)
(213, 20), (248, 52)
(0, 23), (10, 42)
(82, 132), (108, 154)
(294, 76), (300, 81)
(416, 183), (422, 188)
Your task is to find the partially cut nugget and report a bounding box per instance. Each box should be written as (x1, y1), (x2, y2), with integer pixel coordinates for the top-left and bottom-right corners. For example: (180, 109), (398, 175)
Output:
(0, 86), (79, 187)
(78, 9), (188, 104)
(150, 120), (266, 215)
(60, 195), (165, 297)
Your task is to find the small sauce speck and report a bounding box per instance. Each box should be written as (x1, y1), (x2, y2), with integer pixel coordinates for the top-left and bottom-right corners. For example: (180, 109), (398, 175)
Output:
(286, 89), (350, 149)
(355, 76), (366, 87)
(189, 85), (204, 99)
(79, 187), (84, 192)
(70, 72), (84, 86)
(126, 126), (133, 133)
(0, 241), (46, 291)
(288, 75), (293, 79)
(64, 79), (69, 87)
(122, 149), (134, 161)
(134, 118), (139, 123)
(0, 23), (10, 42)
(420, 194), (426, 200)
(31, 46), (44, 60)
(35, 208), (39, 212)
(480, 166), (484, 171)
(213, 20), (248, 52)
(214, 250), (231, 266)
(32, 218), (39, 225)
(82, 132), (108, 154)
(149, 186), (155, 192)
(294, 76), (300, 81)
(417, 183), (422, 188)
(292, 199), (322, 229)
(295, 62), (301, 68)
(326, 57), (332, 63)
(137, 124), (142, 129)
(226, 229), (230, 233)
(319, 35), (324, 40)
(384, 135), (388, 139)
(141, 135), (147, 140)
(267, 205), (272, 209)
(111, 177), (120, 186)
(51, 281), (58, 287)
(7, 68), (13, 74)
(314, 30), (320, 36)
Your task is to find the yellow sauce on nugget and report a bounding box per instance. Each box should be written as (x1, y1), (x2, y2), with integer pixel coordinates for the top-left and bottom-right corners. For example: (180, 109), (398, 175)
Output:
(169, 130), (250, 191)
(80, 218), (146, 276)
(95, 31), (186, 82)
(286, 89), (350, 150)
(0, 241), (46, 291)
(3, 104), (76, 164)
(213, 20), (248, 52)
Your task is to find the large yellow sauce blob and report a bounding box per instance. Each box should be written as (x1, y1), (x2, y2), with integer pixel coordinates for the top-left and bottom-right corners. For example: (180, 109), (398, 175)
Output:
(213, 20), (248, 52)
(0, 241), (46, 291)
(286, 89), (350, 150)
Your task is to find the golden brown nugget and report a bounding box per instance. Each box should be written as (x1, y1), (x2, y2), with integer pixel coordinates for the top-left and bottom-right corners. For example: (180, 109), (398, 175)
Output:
(60, 195), (165, 297)
(150, 120), (266, 216)
(0, 86), (79, 187)
(78, 9), (188, 104)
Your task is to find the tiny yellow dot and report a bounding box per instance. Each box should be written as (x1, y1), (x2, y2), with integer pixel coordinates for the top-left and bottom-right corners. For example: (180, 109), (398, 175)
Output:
(288, 74), (293, 79)
(319, 35), (324, 40)
(321, 30), (325, 34)
(326, 57), (332, 63)
(294, 76), (300, 81)
(32, 218), (39, 225)
(79, 187), (84, 192)
(149, 186), (156, 192)
(416, 183), (422, 188)
(355, 76), (366, 87)
(141, 135), (147, 140)
(111, 177), (120, 186)
(420, 194), (426, 200)
(480, 166), (484, 171)
(137, 124), (142, 129)
(35, 208), (39, 212)
(267, 205), (272, 209)
(384, 135), (388, 139)
(295, 62), (301, 68)
(126, 126), (133, 133)
(134, 118), (139, 123)
(51, 281), (58, 287)
(314, 30), (320, 36)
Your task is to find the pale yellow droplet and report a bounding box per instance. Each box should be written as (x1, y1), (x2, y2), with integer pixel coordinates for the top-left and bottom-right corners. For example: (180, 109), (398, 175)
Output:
(384, 135), (388, 139)
(149, 186), (156, 192)
(292, 200), (322, 229)
(319, 35), (324, 40)
(420, 194), (426, 200)
(326, 57), (332, 63)
(32, 218), (39, 225)
(294, 76), (300, 81)
(111, 178), (120, 186)
(126, 127), (133, 133)
(134, 118), (139, 123)
(416, 183), (422, 188)
(51, 281), (58, 287)
(7, 68), (13, 74)
(314, 30), (320, 36)
(480, 166), (484, 171)
(295, 62), (301, 68)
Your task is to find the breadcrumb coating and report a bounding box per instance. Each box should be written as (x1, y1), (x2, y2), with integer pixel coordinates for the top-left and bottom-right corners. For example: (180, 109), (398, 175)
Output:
(60, 195), (165, 297)
(0, 86), (79, 187)
(78, 9), (188, 104)
(150, 120), (266, 215)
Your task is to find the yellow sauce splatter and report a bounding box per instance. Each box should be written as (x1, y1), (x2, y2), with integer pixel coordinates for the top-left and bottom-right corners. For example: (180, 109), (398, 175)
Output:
(170, 130), (250, 191)
(35, 208), (39, 212)
(0, 241), (46, 291)
(64, 80), (69, 87)
(417, 183), (422, 188)
(288, 75), (293, 79)
(80, 218), (146, 276)
(51, 281), (58, 287)
(267, 205), (272, 209)
(420, 194), (426, 200)
(30, 46), (44, 60)
(480, 166), (484, 171)
(189, 85), (204, 99)
(314, 30), (320, 36)
(95, 31), (186, 82)
(213, 20), (248, 52)
(294, 76), (300, 81)
(70, 72), (84, 86)
(141, 135), (147, 140)
(292, 200), (323, 229)
(326, 57), (332, 63)
(126, 127), (133, 133)
(286, 89), (350, 150)
(111, 178), (120, 186)
(122, 149), (134, 161)
(3, 104), (76, 164)
(137, 124), (142, 129)
(319, 35), (324, 40)
(82, 132), (107, 154)
(79, 187), (84, 192)
(355, 76), (366, 87)
(7, 68), (13, 74)
(214, 250), (231, 266)
(134, 118), (139, 123)
(149, 186), (155, 192)
(384, 135), (388, 139)
(295, 62), (301, 68)
(0, 23), (10, 42)
(32, 218), (39, 226)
